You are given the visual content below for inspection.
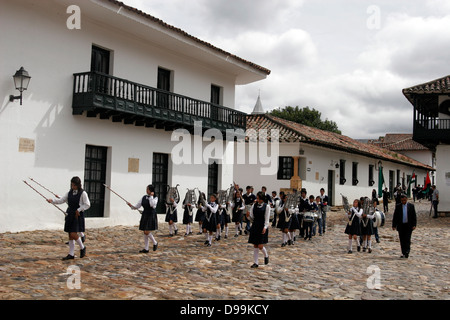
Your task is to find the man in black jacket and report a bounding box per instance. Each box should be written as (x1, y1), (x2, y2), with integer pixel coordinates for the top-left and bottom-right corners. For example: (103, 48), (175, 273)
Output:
(392, 194), (417, 258)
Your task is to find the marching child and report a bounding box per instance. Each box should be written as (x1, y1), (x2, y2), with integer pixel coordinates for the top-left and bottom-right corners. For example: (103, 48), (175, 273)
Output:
(201, 194), (219, 247)
(303, 195), (318, 240)
(194, 192), (206, 234)
(248, 191), (270, 268)
(182, 194), (195, 236)
(232, 190), (245, 237)
(48, 176), (90, 260)
(344, 199), (362, 253)
(127, 184), (158, 253)
(165, 197), (178, 236)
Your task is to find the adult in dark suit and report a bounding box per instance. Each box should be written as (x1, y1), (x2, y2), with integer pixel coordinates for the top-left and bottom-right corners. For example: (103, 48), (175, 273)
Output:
(392, 194), (416, 258)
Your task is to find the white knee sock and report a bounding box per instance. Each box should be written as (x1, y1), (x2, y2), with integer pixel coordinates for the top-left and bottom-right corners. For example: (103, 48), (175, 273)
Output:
(253, 248), (259, 264)
(368, 240), (372, 248)
(76, 238), (85, 250)
(261, 247), (268, 258)
(348, 239), (353, 251)
(69, 240), (75, 256)
(225, 226), (228, 236)
(148, 233), (157, 245)
(144, 234), (149, 250)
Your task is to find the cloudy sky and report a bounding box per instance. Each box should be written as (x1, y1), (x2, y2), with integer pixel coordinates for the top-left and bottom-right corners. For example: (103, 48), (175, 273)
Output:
(125, 0), (450, 139)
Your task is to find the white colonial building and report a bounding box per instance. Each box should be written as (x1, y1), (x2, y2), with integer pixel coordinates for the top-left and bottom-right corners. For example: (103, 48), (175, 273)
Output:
(234, 112), (433, 206)
(403, 75), (450, 215)
(0, 0), (270, 232)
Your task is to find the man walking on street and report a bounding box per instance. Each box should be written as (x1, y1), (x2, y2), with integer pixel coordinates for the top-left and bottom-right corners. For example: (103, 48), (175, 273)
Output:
(431, 185), (439, 219)
(392, 194), (416, 259)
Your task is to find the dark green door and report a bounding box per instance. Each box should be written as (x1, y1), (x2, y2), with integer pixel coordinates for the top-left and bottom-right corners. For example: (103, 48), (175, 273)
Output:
(84, 145), (107, 218)
(152, 153), (169, 214)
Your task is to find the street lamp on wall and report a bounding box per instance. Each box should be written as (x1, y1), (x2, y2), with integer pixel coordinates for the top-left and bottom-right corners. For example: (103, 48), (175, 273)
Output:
(9, 67), (31, 106)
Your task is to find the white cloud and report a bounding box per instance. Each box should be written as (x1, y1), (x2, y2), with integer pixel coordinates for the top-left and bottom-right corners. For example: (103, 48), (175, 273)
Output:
(123, 0), (450, 139)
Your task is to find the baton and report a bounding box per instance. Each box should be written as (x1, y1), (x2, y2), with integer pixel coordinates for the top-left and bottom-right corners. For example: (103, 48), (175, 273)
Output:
(23, 180), (67, 216)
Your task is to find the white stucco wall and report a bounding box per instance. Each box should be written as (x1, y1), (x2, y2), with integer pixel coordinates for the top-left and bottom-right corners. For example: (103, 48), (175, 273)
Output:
(233, 141), (430, 206)
(0, 0), (249, 232)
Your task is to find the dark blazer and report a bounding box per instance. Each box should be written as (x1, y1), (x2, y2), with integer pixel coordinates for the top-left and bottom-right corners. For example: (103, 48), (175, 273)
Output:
(392, 202), (417, 229)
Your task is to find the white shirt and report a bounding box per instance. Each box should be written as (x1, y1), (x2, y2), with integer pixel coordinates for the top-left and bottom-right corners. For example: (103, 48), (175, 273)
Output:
(349, 207), (363, 218)
(133, 195), (158, 210)
(52, 190), (91, 213)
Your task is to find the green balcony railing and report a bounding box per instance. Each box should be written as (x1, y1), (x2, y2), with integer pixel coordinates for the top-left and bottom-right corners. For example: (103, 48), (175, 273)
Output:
(72, 71), (247, 132)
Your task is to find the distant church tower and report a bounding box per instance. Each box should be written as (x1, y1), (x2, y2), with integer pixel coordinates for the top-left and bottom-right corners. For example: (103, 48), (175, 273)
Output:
(251, 93), (265, 115)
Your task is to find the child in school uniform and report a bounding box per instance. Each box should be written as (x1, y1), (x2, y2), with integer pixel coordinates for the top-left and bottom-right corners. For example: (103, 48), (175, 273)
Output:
(232, 190), (245, 237)
(345, 199), (362, 253)
(276, 193), (293, 247)
(127, 184), (159, 253)
(201, 194), (219, 246)
(182, 194), (195, 236)
(248, 191), (270, 268)
(165, 198), (178, 236)
(361, 202), (375, 253)
(303, 195), (318, 240)
(194, 192), (206, 234)
(48, 176), (90, 260)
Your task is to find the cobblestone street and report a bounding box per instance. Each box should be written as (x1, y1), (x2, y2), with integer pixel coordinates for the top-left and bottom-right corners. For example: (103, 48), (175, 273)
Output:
(0, 201), (448, 301)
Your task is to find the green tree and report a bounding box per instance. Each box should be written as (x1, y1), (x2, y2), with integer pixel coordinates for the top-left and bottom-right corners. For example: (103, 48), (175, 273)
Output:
(270, 106), (341, 134)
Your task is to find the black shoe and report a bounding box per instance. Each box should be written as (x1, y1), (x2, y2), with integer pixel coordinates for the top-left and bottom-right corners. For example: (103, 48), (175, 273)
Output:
(153, 243), (158, 251)
(264, 256), (269, 265)
(174, 229), (178, 235)
(357, 246), (361, 252)
(80, 246), (86, 258)
(81, 236), (85, 243)
(281, 242), (286, 247)
(348, 250), (352, 254)
(239, 230), (242, 235)
(234, 234), (239, 237)
(368, 248), (372, 253)
(62, 254), (74, 260)
(225, 235), (228, 239)
(139, 249), (149, 253)
(206, 243), (211, 247)
(204, 240), (209, 245)
(250, 263), (259, 268)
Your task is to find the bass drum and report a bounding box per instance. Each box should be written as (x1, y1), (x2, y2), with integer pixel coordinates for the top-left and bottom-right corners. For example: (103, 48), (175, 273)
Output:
(303, 211), (316, 223)
(373, 210), (385, 228)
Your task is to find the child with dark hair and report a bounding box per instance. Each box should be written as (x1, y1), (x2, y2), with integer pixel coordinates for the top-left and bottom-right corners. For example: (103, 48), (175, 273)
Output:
(247, 191), (270, 268)
(128, 185), (159, 253)
(344, 199), (362, 253)
(48, 176), (90, 260)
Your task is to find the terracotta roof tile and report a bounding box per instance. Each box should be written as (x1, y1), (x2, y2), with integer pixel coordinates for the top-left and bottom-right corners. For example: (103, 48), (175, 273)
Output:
(246, 115), (433, 171)
(369, 134), (429, 151)
(403, 75), (450, 103)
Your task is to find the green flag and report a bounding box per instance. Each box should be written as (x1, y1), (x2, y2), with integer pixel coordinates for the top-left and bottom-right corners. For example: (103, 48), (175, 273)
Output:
(378, 165), (385, 196)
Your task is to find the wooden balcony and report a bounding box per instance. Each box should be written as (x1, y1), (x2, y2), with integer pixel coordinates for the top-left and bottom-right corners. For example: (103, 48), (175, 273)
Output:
(72, 72), (247, 134)
(413, 118), (450, 148)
